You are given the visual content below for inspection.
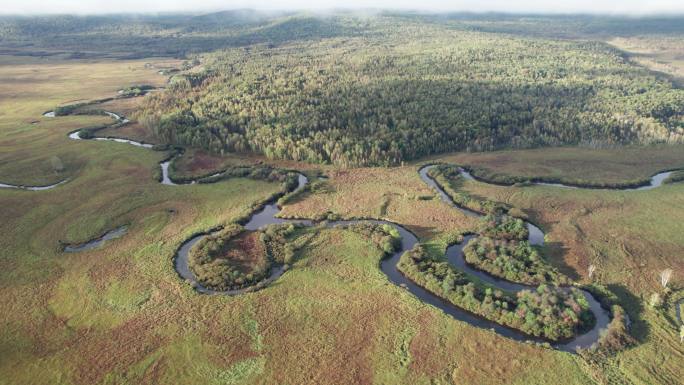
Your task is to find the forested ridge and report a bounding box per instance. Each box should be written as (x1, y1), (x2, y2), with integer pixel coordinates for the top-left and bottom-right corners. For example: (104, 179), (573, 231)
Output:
(0, 12), (365, 57)
(134, 16), (684, 166)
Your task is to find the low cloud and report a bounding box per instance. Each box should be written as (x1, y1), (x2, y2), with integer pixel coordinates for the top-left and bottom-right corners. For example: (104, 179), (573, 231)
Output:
(3, 0), (684, 15)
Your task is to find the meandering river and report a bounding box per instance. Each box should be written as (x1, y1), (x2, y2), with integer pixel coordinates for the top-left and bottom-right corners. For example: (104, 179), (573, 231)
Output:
(4, 108), (636, 351)
(2, 110), (678, 192)
(458, 167), (674, 191)
(172, 165), (611, 352)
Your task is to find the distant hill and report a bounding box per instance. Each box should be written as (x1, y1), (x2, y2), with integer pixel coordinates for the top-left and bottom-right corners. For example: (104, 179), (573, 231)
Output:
(0, 11), (365, 58)
(3, 11), (682, 58)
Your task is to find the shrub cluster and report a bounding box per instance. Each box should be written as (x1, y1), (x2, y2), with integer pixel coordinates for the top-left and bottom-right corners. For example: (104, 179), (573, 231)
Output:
(665, 170), (684, 184)
(120, 84), (156, 97)
(430, 164), (567, 285)
(478, 214), (528, 240)
(189, 222), (312, 291)
(260, 223), (300, 265)
(464, 236), (566, 285)
(399, 245), (594, 341)
(427, 165), (508, 214)
(189, 224), (271, 291)
(578, 284), (635, 357)
(343, 222), (402, 255)
(75, 124), (109, 139)
(199, 165), (299, 190)
(54, 102), (92, 116)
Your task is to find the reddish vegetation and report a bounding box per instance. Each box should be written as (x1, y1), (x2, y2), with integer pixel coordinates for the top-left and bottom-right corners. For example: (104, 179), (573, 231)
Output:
(183, 150), (231, 173)
(280, 166), (479, 239)
(171, 148), (323, 179)
(98, 122), (158, 144)
(408, 310), (447, 377)
(224, 232), (268, 273)
(72, 316), (167, 385)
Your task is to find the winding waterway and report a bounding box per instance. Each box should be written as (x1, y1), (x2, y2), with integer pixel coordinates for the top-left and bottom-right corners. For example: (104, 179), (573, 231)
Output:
(0, 179), (69, 191)
(458, 167), (674, 191)
(173, 165), (611, 352)
(3, 108), (680, 193)
(2, 111), (149, 191)
(5, 107), (640, 351)
(66, 115), (177, 185)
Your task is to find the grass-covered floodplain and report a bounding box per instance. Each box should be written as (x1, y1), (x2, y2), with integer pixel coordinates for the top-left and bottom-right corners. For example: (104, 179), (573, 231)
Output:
(0, 51), (683, 385)
(432, 146), (684, 187)
(434, 157), (684, 383)
(280, 150), (684, 384)
(0, 56), (181, 186)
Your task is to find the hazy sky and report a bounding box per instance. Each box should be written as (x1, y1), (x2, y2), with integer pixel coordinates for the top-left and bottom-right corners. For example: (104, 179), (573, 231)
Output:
(2, 0), (684, 15)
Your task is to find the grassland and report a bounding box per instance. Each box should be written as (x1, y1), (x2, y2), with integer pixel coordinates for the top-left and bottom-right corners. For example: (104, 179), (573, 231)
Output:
(441, 158), (684, 384)
(167, 147), (325, 182)
(279, 149), (684, 384)
(1, 55), (683, 385)
(427, 151), (684, 292)
(609, 36), (684, 87)
(0, 84), (591, 384)
(430, 146), (684, 186)
(280, 166), (480, 243)
(0, 55), (177, 186)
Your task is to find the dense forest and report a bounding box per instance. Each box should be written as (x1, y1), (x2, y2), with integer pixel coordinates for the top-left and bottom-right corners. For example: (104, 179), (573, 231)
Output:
(4, 12), (683, 165)
(132, 15), (684, 166)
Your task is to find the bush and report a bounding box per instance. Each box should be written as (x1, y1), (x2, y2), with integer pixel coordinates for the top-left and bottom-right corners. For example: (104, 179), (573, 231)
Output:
(54, 102), (89, 116)
(189, 224), (271, 291)
(578, 284), (635, 357)
(428, 165), (508, 214)
(200, 165), (298, 188)
(398, 245), (594, 341)
(261, 223), (300, 264)
(467, 165), (652, 189)
(478, 214), (528, 240)
(665, 170), (684, 184)
(463, 236), (567, 285)
(75, 124), (109, 139)
(120, 84), (156, 97)
(344, 222), (402, 256)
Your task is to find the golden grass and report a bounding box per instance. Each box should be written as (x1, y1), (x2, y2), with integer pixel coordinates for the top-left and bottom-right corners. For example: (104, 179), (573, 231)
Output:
(608, 36), (684, 86)
(452, 175), (684, 293)
(280, 166), (479, 240)
(0, 56), (170, 186)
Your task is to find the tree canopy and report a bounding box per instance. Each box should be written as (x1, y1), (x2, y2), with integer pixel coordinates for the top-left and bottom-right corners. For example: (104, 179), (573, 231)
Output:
(136, 16), (684, 166)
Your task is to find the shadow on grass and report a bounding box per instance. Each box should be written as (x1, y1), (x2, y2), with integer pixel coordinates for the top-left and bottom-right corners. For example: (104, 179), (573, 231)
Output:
(541, 241), (581, 281)
(609, 283), (650, 343)
(399, 224), (443, 243)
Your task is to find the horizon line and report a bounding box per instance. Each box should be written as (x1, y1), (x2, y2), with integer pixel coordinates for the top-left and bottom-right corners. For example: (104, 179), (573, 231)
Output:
(2, 8), (684, 18)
